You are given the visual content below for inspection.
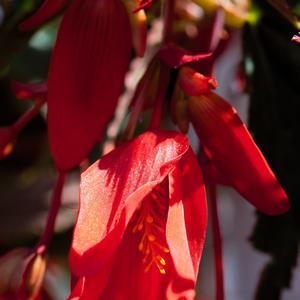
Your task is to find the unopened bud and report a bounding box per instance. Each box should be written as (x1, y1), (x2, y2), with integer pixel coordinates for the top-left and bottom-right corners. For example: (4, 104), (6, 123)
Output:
(123, 0), (147, 57)
(26, 254), (47, 300)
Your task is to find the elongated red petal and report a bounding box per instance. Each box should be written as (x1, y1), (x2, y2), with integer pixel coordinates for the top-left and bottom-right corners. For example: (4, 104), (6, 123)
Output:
(199, 147), (231, 185)
(10, 81), (47, 100)
(166, 149), (207, 299)
(70, 131), (189, 278)
(189, 92), (289, 215)
(19, 0), (69, 31)
(47, 0), (132, 171)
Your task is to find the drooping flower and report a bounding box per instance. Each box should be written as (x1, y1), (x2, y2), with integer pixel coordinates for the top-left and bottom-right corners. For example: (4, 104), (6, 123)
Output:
(176, 67), (289, 215)
(68, 130), (207, 299)
(21, 0), (133, 171)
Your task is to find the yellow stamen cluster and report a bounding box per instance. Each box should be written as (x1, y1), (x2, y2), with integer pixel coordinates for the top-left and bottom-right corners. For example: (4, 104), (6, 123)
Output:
(132, 189), (169, 275)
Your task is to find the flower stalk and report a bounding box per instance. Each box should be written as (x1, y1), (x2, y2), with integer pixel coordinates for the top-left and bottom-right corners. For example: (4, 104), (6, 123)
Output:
(12, 99), (45, 134)
(37, 171), (67, 250)
(208, 184), (224, 300)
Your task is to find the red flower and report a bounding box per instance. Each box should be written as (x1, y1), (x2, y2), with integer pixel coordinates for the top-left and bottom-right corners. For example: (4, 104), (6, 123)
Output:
(176, 67), (289, 215)
(68, 130), (207, 299)
(21, 0), (132, 171)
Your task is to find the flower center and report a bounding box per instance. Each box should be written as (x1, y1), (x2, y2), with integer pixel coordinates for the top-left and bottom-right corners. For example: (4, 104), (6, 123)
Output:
(132, 182), (170, 275)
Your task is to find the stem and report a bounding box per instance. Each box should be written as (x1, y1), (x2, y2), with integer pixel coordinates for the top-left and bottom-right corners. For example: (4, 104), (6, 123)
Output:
(208, 8), (225, 53)
(162, 0), (175, 43)
(37, 171), (67, 250)
(12, 99), (45, 134)
(149, 65), (170, 130)
(209, 184), (225, 300)
(122, 71), (152, 141)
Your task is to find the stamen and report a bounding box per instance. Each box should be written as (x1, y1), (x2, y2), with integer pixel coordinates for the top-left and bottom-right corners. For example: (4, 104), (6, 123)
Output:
(157, 256), (166, 266)
(132, 183), (170, 275)
(159, 268), (166, 275)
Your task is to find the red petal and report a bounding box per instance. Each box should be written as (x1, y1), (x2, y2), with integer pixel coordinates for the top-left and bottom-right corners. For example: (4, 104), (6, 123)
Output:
(166, 149), (207, 298)
(99, 185), (170, 299)
(10, 81), (47, 100)
(47, 0), (132, 171)
(158, 44), (211, 68)
(70, 131), (189, 277)
(68, 274), (108, 300)
(199, 147), (231, 185)
(178, 67), (218, 96)
(19, 0), (69, 31)
(189, 92), (289, 215)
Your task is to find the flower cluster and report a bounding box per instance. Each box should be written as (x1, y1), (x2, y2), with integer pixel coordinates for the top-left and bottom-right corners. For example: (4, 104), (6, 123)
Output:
(0, 0), (290, 299)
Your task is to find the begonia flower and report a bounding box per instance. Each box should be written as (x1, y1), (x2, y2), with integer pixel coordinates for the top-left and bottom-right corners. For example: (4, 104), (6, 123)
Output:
(68, 130), (207, 299)
(21, 0), (133, 171)
(176, 67), (289, 215)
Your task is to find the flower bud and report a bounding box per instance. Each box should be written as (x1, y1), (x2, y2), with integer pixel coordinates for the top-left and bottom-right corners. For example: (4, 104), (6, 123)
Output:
(25, 254), (47, 300)
(123, 0), (147, 57)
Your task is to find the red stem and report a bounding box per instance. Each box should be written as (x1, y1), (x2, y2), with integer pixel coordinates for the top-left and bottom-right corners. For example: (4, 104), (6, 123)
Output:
(12, 99), (45, 134)
(209, 184), (225, 300)
(162, 0), (175, 43)
(123, 68), (153, 141)
(37, 171), (67, 250)
(149, 65), (170, 130)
